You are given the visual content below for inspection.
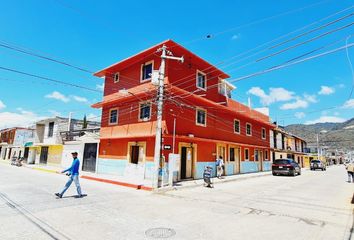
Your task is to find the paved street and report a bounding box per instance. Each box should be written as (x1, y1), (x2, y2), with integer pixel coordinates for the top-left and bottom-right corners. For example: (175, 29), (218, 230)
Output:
(0, 163), (353, 240)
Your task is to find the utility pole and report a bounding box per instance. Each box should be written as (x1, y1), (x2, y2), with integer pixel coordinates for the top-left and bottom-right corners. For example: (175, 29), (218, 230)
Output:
(316, 133), (320, 160)
(153, 44), (183, 189)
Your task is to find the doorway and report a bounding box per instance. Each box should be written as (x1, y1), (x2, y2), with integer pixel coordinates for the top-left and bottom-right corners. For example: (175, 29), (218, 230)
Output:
(82, 143), (97, 172)
(229, 146), (240, 174)
(24, 147), (29, 161)
(40, 147), (48, 164)
(180, 145), (193, 180)
(217, 144), (227, 176)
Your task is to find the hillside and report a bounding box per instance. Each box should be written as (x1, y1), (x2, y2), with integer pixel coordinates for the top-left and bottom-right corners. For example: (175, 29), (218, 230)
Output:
(284, 118), (354, 151)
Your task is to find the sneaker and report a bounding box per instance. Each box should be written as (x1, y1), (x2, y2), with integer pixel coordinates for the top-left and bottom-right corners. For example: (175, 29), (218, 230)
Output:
(75, 194), (87, 198)
(55, 193), (62, 198)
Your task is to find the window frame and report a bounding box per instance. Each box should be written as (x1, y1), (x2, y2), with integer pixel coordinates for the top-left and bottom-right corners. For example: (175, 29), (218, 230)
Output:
(246, 123), (252, 136)
(195, 108), (207, 127)
(138, 102), (152, 121)
(196, 70), (207, 91)
(234, 119), (240, 134)
(108, 108), (118, 125)
(140, 60), (154, 83)
(261, 127), (266, 139)
(48, 122), (54, 138)
(244, 148), (249, 161)
(113, 72), (120, 83)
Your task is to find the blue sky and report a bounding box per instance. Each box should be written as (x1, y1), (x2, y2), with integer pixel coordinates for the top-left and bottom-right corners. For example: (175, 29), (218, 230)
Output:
(0, 0), (353, 128)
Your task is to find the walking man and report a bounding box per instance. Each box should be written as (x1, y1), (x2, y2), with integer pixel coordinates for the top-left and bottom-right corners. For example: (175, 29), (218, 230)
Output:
(55, 152), (85, 198)
(216, 156), (224, 178)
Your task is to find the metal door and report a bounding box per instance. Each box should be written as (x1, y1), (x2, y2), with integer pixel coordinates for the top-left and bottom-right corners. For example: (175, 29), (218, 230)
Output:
(40, 147), (48, 164)
(82, 143), (97, 172)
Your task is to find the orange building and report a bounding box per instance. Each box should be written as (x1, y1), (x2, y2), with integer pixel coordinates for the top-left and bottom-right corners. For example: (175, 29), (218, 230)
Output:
(92, 40), (274, 183)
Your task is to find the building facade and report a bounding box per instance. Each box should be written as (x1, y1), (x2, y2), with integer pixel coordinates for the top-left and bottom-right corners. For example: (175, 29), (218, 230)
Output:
(0, 127), (34, 161)
(28, 117), (100, 166)
(270, 126), (307, 167)
(92, 40), (274, 185)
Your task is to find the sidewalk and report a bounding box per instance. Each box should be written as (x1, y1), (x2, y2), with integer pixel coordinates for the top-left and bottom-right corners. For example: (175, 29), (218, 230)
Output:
(21, 163), (154, 191)
(156, 171), (272, 193)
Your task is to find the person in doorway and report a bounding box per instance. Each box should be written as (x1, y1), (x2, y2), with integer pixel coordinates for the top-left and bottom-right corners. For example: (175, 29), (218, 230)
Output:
(216, 156), (224, 179)
(55, 152), (85, 198)
(345, 161), (354, 183)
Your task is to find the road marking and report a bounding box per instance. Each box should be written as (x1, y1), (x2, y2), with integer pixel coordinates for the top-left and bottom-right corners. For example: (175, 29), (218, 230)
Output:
(0, 192), (72, 240)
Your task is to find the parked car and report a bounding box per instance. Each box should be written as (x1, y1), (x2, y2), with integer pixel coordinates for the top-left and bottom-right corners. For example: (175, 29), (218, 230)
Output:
(272, 159), (301, 176)
(310, 160), (326, 171)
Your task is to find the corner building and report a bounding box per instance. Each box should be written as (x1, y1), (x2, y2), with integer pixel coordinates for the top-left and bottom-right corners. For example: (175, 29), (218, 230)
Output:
(92, 40), (274, 183)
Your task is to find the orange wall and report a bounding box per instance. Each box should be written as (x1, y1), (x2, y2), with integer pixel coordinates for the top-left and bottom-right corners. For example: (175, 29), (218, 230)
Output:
(164, 102), (270, 148)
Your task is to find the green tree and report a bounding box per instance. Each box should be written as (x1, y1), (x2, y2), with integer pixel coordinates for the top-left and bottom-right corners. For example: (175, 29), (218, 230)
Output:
(83, 115), (88, 129)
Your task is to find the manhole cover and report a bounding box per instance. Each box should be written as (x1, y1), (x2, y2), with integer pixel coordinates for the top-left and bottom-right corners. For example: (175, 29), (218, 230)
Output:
(145, 228), (176, 239)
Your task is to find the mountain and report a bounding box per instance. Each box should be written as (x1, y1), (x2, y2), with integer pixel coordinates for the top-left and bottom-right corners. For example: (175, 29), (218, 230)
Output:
(284, 118), (354, 151)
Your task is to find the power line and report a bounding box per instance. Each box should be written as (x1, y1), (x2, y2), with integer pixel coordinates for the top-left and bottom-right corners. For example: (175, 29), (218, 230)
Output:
(256, 21), (354, 62)
(0, 66), (102, 93)
(269, 12), (354, 50)
(182, 0), (334, 44)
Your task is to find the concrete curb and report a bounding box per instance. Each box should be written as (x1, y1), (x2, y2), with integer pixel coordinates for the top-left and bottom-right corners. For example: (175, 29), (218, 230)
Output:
(81, 175), (153, 191)
(155, 172), (272, 193)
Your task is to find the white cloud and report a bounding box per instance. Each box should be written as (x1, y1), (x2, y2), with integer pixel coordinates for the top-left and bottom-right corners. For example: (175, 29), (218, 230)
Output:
(305, 116), (346, 125)
(303, 94), (317, 103)
(280, 98), (308, 110)
(231, 34), (240, 40)
(342, 99), (354, 109)
(48, 110), (61, 117)
(72, 96), (88, 103)
(87, 113), (100, 120)
(318, 86), (335, 95)
(295, 112), (305, 119)
(0, 100), (6, 110)
(45, 91), (70, 103)
(0, 110), (46, 129)
(248, 87), (294, 106)
(96, 84), (104, 91)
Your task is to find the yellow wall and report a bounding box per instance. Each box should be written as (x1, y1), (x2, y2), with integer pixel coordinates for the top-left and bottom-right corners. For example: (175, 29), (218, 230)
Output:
(48, 145), (63, 165)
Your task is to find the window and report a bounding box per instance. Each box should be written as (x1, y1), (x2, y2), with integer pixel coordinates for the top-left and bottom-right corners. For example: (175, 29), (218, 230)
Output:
(244, 149), (249, 160)
(246, 123), (252, 136)
(139, 103), (151, 121)
(109, 109), (118, 125)
(48, 122), (54, 137)
(196, 70), (206, 90)
(234, 119), (240, 134)
(229, 148), (235, 162)
(196, 108), (206, 126)
(141, 61), (153, 82)
(254, 150), (259, 161)
(265, 150), (268, 160)
(262, 128), (266, 139)
(218, 79), (232, 98)
(113, 72), (120, 83)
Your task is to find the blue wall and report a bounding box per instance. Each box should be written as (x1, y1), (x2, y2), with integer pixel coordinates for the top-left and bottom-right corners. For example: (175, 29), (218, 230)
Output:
(263, 161), (272, 171)
(97, 158), (127, 175)
(241, 161), (259, 173)
(226, 164), (234, 175)
(196, 162), (216, 179)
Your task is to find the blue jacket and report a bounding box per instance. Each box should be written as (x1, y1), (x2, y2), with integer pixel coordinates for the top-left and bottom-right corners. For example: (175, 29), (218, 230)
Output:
(62, 158), (80, 175)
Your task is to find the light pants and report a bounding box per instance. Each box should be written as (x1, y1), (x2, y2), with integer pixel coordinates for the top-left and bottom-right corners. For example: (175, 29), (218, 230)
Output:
(217, 166), (223, 178)
(348, 172), (354, 183)
(60, 175), (82, 196)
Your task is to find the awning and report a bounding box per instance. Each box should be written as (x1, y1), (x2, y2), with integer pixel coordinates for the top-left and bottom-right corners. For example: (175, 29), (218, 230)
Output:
(24, 142), (33, 147)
